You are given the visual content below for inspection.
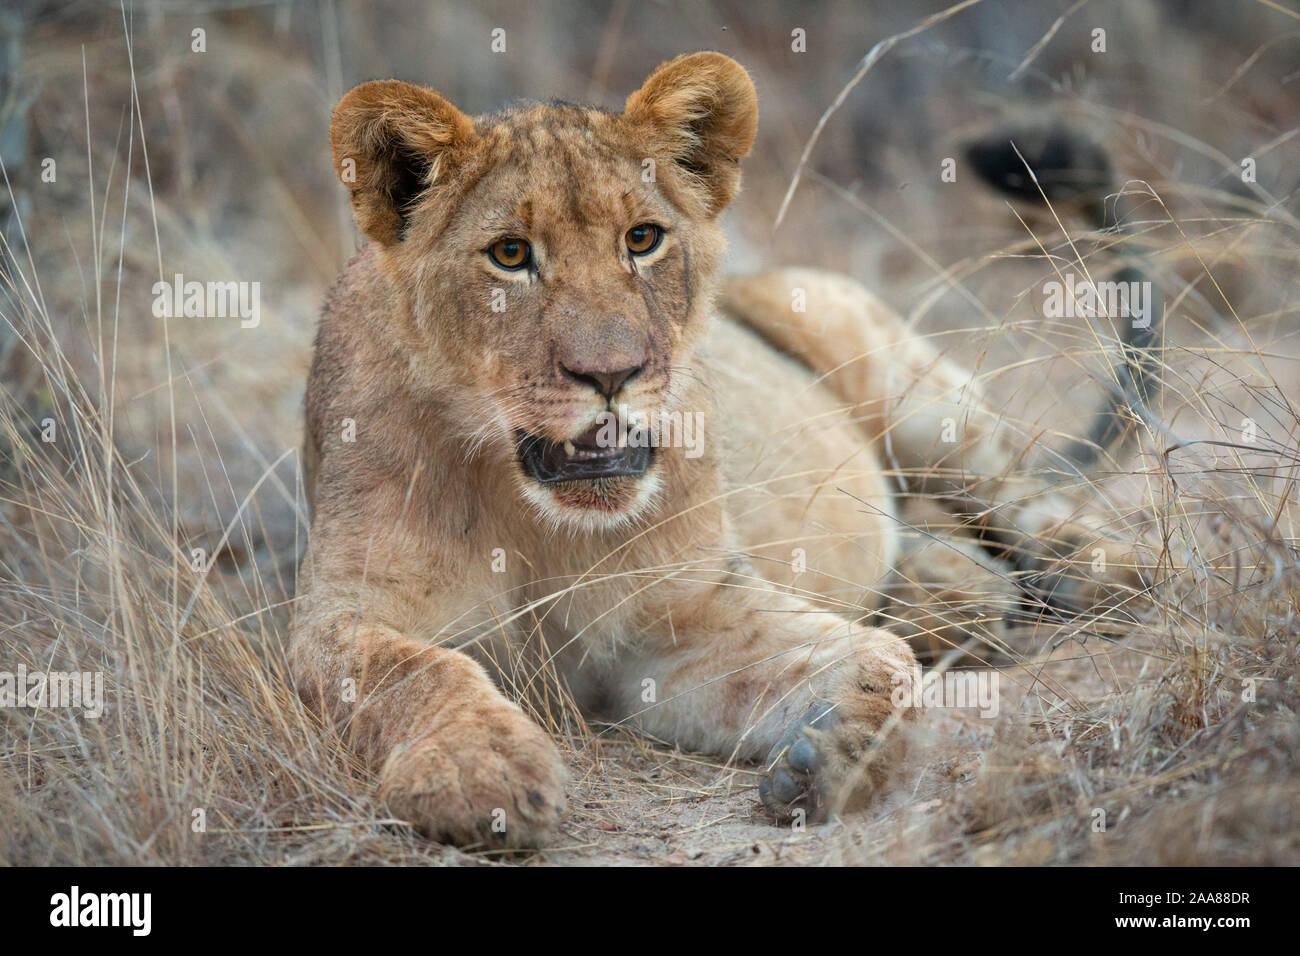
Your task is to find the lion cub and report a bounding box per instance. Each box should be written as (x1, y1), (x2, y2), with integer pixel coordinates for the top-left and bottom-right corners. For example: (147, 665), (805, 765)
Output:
(291, 52), (1146, 846)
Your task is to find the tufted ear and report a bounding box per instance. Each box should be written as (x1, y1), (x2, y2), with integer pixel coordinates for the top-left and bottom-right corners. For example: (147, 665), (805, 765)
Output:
(623, 52), (758, 216)
(330, 80), (477, 246)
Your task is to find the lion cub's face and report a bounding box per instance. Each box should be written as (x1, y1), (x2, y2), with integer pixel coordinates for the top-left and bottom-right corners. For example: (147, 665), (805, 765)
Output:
(331, 53), (757, 530)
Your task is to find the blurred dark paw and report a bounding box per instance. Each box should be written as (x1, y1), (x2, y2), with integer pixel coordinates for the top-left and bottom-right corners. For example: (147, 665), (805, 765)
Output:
(758, 700), (838, 822)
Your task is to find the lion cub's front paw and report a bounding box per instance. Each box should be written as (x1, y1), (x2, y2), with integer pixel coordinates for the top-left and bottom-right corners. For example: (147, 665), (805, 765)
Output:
(759, 643), (915, 823)
(378, 701), (567, 849)
(758, 700), (838, 820)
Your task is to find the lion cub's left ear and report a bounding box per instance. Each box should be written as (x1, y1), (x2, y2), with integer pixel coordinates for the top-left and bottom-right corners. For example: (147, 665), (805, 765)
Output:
(330, 80), (477, 247)
(624, 52), (758, 216)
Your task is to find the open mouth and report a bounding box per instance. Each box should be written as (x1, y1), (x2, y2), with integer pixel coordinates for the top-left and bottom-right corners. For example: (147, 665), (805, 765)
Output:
(516, 423), (654, 483)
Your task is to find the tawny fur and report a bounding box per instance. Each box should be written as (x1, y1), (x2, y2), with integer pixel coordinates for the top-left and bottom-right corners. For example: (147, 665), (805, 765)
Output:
(290, 52), (1147, 847)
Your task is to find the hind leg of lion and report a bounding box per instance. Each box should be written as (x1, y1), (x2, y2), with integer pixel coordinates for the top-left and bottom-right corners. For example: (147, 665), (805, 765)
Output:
(721, 268), (1150, 624)
(879, 498), (1023, 663)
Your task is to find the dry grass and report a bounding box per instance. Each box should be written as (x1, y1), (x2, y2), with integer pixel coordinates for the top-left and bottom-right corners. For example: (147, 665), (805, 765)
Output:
(0, 0), (1296, 865)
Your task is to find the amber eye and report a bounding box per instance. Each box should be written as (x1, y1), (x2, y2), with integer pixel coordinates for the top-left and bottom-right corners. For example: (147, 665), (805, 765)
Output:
(625, 223), (663, 257)
(488, 237), (531, 271)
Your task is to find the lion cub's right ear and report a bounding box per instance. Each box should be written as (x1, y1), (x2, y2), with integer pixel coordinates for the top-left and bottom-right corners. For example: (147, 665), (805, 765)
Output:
(330, 80), (476, 246)
(624, 52), (758, 217)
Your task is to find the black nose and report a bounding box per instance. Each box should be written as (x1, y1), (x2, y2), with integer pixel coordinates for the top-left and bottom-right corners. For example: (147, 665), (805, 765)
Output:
(561, 363), (643, 399)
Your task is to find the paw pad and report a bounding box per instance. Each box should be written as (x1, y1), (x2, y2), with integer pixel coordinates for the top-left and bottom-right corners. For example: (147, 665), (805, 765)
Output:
(759, 699), (838, 822)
